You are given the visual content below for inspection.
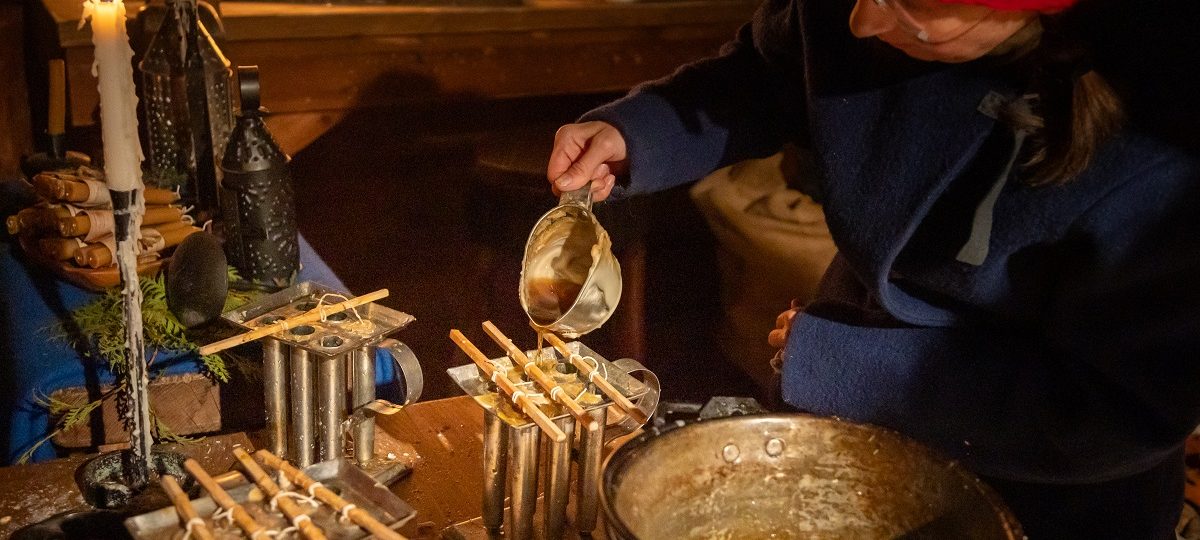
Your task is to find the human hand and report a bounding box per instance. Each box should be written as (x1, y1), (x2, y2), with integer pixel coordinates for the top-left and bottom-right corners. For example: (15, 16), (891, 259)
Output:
(546, 121), (628, 202)
(767, 300), (802, 350)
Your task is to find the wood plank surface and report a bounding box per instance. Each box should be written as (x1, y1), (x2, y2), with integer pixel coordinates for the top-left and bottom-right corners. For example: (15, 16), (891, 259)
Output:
(0, 432), (254, 538)
(40, 0), (755, 154)
(380, 396), (488, 536)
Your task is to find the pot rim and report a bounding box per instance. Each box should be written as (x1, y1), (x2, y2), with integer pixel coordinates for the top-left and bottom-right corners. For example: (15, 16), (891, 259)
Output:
(598, 412), (1024, 540)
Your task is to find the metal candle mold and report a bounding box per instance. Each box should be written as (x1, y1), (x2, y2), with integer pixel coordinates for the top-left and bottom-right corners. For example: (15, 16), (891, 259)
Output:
(223, 282), (423, 468)
(447, 332), (659, 539)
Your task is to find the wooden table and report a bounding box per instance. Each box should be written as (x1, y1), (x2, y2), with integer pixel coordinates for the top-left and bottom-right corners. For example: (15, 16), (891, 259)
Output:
(34, 0), (758, 156)
(0, 432), (256, 537)
(0, 397), (495, 538)
(380, 396), (489, 537)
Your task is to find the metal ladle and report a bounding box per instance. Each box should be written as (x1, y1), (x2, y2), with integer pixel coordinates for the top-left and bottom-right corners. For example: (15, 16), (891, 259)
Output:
(519, 183), (622, 338)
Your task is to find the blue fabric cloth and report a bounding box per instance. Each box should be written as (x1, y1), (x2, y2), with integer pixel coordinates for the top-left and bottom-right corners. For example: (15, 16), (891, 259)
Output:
(0, 225), (400, 464)
(581, 0), (1200, 532)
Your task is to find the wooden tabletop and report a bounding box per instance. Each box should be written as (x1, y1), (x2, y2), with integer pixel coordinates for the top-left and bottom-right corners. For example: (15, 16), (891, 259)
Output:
(0, 397), (490, 538)
(381, 395), (489, 536)
(0, 432), (255, 538)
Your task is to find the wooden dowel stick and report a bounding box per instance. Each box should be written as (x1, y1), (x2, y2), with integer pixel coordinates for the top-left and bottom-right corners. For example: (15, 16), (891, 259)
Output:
(253, 450), (406, 540)
(449, 329), (567, 442)
(199, 289), (389, 356)
(183, 458), (266, 539)
(233, 448), (326, 540)
(160, 474), (215, 540)
(213, 470), (245, 487)
(482, 321), (598, 432)
(541, 330), (650, 425)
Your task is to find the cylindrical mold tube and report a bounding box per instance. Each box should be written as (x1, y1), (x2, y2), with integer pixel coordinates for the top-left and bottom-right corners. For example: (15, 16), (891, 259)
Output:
(544, 414), (575, 539)
(576, 406), (608, 533)
(352, 344), (376, 465)
(317, 352), (347, 461)
(507, 424), (540, 540)
(289, 347), (315, 467)
(482, 410), (509, 532)
(263, 338), (288, 457)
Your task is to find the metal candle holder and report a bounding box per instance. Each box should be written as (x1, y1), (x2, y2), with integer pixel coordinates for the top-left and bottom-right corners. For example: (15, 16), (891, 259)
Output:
(223, 282), (423, 469)
(447, 338), (659, 539)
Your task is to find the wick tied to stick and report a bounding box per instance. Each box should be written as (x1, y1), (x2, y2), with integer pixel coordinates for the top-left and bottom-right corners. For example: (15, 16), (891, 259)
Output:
(253, 450), (407, 540)
(481, 321), (599, 432)
(539, 327), (649, 425)
(184, 458), (267, 538)
(161, 474), (214, 540)
(197, 289), (389, 356)
(448, 329), (567, 442)
(233, 448), (326, 540)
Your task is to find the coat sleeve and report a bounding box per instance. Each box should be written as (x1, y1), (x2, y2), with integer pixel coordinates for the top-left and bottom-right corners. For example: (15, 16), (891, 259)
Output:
(782, 154), (1200, 483)
(579, 0), (808, 198)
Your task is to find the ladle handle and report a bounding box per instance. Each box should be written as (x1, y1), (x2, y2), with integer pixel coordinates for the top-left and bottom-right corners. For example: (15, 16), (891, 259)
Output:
(558, 181), (593, 211)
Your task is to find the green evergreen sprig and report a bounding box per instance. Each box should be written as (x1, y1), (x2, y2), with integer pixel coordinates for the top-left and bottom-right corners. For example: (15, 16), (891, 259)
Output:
(24, 267), (263, 463)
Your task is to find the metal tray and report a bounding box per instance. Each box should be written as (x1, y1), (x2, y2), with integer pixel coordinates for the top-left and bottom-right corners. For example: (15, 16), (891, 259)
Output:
(124, 458), (416, 539)
(446, 341), (652, 429)
(221, 281), (415, 357)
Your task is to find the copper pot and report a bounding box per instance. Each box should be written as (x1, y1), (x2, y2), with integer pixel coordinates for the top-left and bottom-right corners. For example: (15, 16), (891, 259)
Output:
(601, 414), (1023, 539)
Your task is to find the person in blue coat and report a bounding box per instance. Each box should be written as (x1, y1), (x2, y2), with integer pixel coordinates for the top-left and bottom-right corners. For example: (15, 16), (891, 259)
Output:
(545, 0), (1200, 536)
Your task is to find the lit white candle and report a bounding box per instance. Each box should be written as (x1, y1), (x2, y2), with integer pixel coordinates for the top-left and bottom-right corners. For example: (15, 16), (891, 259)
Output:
(83, 0), (143, 192)
(83, 0), (155, 482)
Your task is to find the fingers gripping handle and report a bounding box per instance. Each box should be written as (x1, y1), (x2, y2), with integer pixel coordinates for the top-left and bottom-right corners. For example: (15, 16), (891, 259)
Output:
(558, 181), (593, 211)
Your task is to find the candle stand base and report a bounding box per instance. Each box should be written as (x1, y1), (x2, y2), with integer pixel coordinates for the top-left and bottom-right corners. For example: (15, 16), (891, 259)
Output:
(77, 449), (193, 510)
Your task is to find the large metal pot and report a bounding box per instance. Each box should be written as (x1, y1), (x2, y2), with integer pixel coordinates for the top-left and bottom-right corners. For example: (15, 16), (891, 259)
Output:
(601, 414), (1023, 539)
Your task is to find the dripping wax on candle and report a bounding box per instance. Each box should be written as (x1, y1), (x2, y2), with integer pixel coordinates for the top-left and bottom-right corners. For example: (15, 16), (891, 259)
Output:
(83, 0), (155, 485)
(81, 0), (144, 193)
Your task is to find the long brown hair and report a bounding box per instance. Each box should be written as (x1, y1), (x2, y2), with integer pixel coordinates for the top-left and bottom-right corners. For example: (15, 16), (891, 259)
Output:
(999, 17), (1124, 186)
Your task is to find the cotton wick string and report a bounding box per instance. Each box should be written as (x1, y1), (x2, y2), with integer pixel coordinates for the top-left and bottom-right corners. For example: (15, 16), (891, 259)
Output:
(269, 490), (318, 511)
(314, 293), (366, 325)
(305, 481), (326, 498)
(212, 507), (234, 526)
(337, 503), (358, 525)
(512, 380), (544, 404)
(290, 514), (313, 529)
(571, 353), (607, 384)
(181, 517), (206, 540)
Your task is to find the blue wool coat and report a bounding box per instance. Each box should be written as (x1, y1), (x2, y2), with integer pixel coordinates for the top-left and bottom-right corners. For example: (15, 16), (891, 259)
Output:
(583, 0), (1200, 485)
